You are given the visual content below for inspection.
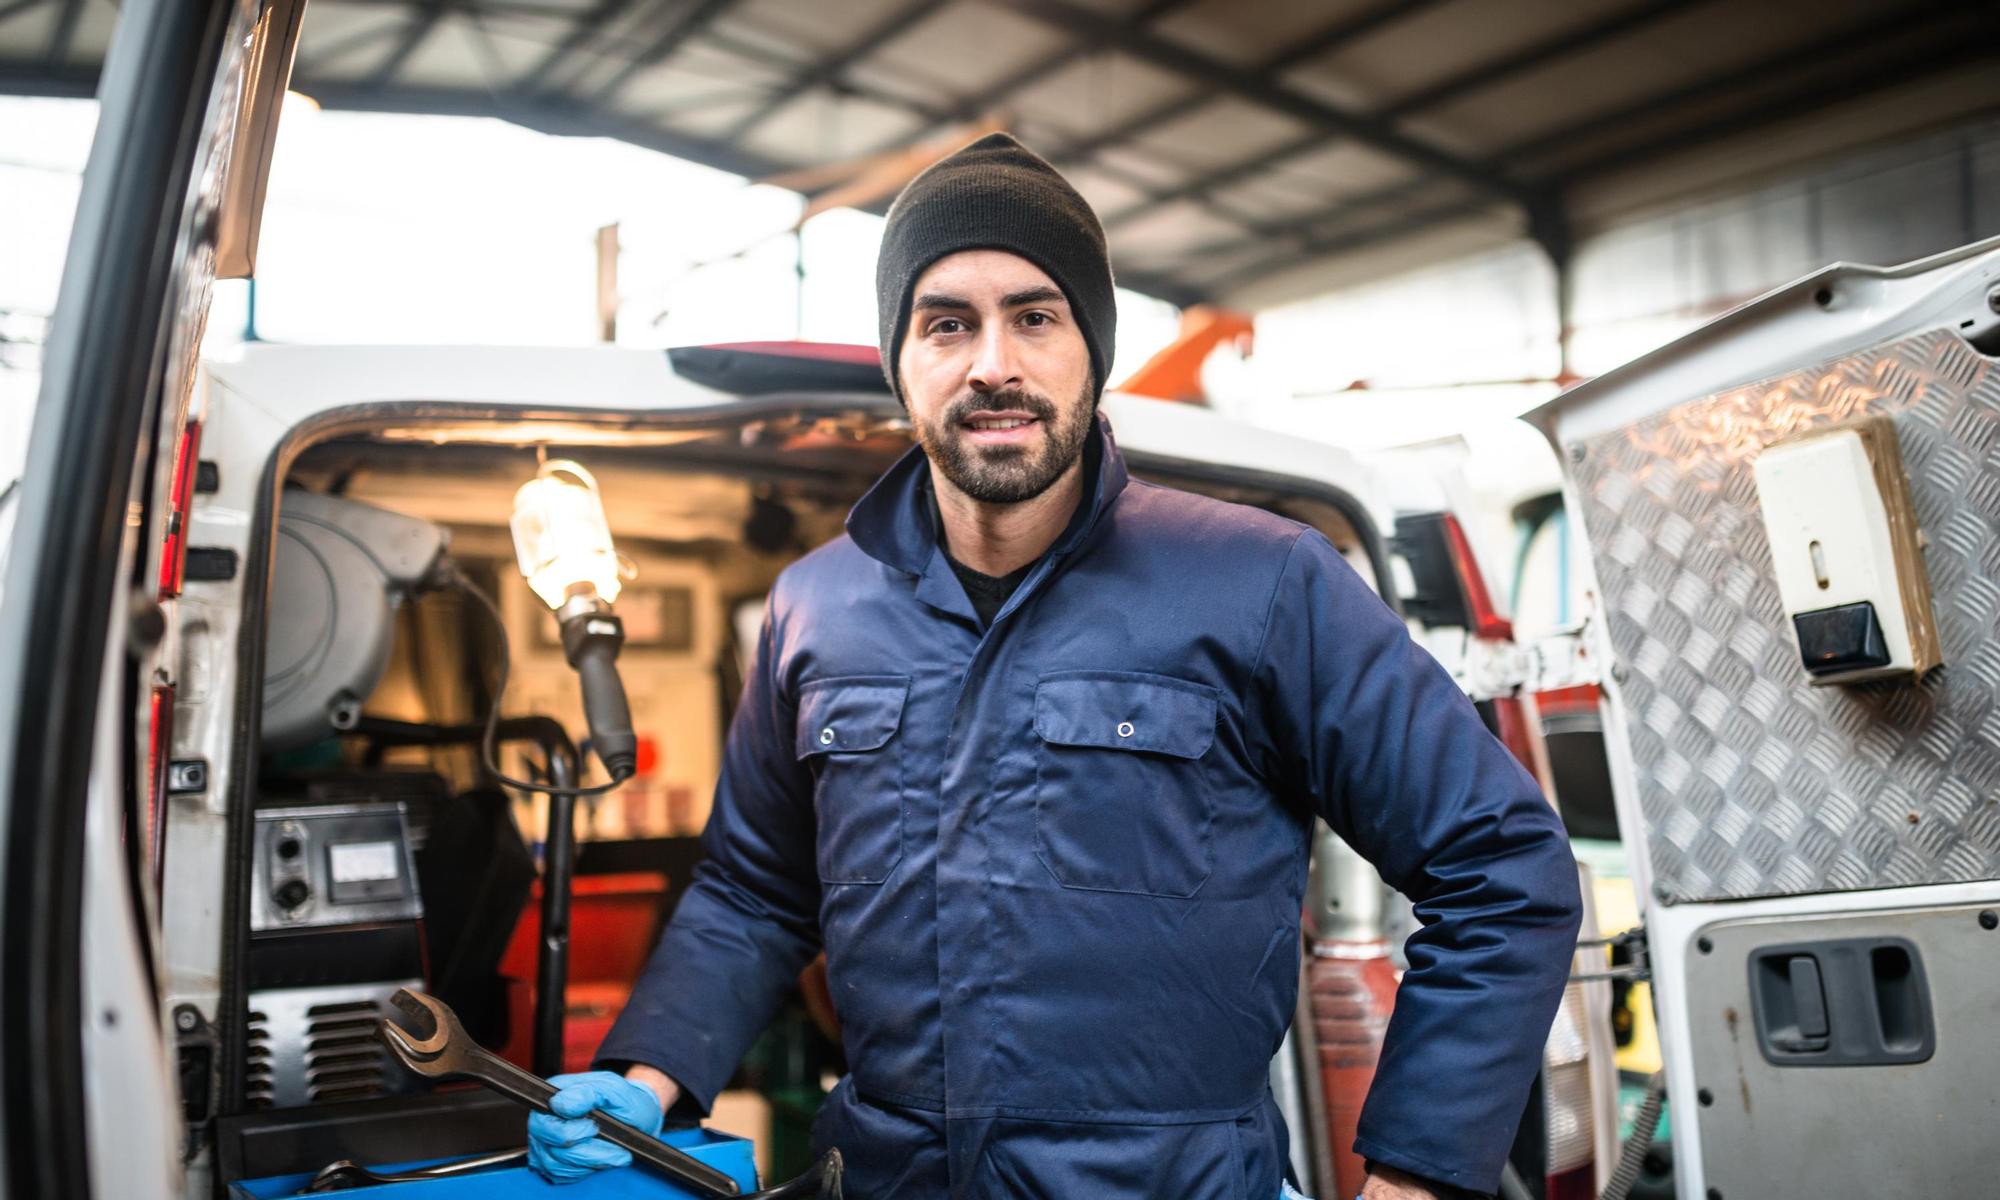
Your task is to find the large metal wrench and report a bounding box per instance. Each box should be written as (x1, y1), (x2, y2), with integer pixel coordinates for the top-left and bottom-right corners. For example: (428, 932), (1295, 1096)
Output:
(379, 988), (842, 1199)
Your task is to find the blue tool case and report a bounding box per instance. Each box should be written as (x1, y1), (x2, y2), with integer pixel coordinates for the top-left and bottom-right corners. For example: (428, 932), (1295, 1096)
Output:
(228, 1127), (759, 1198)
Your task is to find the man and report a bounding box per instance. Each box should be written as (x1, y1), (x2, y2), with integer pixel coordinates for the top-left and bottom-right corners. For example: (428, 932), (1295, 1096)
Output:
(526, 133), (1582, 1199)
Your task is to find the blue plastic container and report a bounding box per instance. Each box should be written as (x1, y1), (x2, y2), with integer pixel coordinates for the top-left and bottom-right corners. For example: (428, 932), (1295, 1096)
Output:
(228, 1126), (759, 1199)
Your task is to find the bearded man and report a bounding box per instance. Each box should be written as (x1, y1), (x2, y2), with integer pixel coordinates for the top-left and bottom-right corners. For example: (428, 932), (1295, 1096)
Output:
(526, 133), (1582, 1200)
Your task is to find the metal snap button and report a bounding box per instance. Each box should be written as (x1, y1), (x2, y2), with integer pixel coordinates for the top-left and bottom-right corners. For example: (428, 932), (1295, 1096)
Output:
(820, 727), (835, 745)
(1116, 721), (1135, 738)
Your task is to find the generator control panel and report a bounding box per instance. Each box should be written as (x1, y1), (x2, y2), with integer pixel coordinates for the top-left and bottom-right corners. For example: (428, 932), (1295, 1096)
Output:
(251, 802), (423, 933)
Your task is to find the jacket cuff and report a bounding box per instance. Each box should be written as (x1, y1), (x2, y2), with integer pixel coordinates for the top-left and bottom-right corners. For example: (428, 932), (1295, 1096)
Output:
(1354, 1138), (1494, 1198)
(590, 1041), (723, 1119)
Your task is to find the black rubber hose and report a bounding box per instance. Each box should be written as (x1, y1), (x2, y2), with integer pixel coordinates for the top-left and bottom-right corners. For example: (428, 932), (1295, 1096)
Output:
(1600, 1071), (1667, 1200)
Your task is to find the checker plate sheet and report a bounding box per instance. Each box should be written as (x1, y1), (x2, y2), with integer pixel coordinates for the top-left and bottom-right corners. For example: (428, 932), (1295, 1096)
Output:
(1569, 330), (2000, 902)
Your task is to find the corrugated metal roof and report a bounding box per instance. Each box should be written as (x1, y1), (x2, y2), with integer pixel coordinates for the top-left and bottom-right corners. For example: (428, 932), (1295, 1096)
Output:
(3, 0), (1995, 306)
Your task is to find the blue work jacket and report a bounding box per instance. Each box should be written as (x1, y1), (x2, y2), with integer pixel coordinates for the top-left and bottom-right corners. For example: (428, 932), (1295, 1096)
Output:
(599, 414), (1582, 1198)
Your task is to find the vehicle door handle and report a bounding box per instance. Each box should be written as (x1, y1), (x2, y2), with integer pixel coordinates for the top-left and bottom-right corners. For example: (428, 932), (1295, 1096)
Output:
(1749, 937), (1933, 1066)
(1785, 955), (1828, 1045)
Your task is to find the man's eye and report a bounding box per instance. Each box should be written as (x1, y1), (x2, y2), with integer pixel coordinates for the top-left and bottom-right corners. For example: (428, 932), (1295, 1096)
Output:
(1020, 311), (1051, 327)
(930, 318), (967, 335)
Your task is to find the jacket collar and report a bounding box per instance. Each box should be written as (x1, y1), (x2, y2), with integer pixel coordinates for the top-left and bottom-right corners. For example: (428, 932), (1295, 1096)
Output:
(846, 410), (1130, 577)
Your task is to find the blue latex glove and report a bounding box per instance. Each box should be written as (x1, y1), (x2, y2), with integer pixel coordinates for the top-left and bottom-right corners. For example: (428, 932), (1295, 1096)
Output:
(527, 1071), (666, 1184)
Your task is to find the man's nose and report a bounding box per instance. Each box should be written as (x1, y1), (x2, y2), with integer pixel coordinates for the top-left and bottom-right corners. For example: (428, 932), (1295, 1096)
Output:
(966, 323), (1023, 393)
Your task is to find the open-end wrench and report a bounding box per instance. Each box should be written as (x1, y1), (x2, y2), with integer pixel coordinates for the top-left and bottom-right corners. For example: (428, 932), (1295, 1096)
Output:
(378, 989), (844, 1199)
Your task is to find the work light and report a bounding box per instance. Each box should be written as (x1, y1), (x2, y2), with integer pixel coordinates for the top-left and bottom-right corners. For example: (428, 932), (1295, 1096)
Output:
(509, 459), (637, 782)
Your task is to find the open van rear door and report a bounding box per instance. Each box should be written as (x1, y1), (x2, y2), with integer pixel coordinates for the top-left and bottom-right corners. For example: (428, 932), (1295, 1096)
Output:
(1529, 238), (2000, 1199)
(0, 2), (301, 1196)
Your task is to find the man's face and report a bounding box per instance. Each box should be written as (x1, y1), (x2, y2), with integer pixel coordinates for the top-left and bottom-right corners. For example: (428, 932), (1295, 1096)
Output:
(897, 249), (1095, 505)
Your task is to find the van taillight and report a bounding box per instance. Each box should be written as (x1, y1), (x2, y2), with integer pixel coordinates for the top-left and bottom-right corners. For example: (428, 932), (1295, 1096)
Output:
(1546, 1163), (1596, 1199)
(147, 682), (174, 892)
(1542, 980), (1597, 1198)
(1440, 511), (1511, 640)
(158, 420), (202, 598)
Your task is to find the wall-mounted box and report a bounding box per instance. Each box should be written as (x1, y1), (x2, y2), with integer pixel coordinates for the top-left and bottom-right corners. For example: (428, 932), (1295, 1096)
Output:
(1751, 416), (1940, 685)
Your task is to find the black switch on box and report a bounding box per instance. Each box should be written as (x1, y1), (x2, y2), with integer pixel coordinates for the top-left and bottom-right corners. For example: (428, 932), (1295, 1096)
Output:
(1792, 601), (1890, 677)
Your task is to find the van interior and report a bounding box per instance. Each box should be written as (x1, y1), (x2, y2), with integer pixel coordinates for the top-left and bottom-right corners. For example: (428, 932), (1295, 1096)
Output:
(217, 406), (1384, 1190)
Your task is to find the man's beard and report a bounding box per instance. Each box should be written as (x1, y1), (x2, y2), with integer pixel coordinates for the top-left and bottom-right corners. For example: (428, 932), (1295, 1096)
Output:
(914, 384), (1095, 504)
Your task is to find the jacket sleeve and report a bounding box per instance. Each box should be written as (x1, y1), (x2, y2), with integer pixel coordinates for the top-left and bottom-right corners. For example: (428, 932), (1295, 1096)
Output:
(593, 600), (822, 1116)
(1253, 529), (1582, 1195)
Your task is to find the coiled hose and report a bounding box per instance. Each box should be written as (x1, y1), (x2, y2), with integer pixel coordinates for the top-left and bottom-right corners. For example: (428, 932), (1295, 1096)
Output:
(1600, 1071), (1667, 1200)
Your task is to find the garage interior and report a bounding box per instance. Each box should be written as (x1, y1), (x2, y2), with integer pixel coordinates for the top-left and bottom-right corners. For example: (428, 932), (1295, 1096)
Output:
(3, 3), (2000, 1200)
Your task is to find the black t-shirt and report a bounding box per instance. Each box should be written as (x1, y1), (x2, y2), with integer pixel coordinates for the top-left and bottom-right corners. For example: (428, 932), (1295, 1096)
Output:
(946, 552), (1036, 628)
(925, 481), (1039, 628)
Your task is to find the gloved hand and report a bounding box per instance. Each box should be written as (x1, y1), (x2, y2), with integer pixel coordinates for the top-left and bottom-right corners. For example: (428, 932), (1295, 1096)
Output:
(527, 1070), (666, 1184)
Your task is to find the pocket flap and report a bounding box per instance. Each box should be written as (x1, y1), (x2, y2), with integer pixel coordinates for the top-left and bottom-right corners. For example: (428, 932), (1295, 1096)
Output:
(796, 676), (910, 758)
(1033, 672), (1217, 759)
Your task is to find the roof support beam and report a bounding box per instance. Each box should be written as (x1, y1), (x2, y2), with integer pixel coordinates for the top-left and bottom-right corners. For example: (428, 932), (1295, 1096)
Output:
(1116, 0), (1982, 296)
(1377, 0), (1706, 119)
(586, 0), (740, 105)
(297, 78), (792, 178)
(1200, 196), (1502, 296)
(722, 0), (950, 143)
(1503, 0), (1984, 169)
(1042, 0), (1449, 170)
(514, 0), (652, 94)
(1547, 8), (2000, 184)
(866, 0), (1198, 155)
(42, 0), (85, 63)
(0, 60), (96, 97)
(1004, 0), (1530, 206)
(1099, 0), (1700, 231)
(363, 3), (449, 88)
(293, 18), (414, 77)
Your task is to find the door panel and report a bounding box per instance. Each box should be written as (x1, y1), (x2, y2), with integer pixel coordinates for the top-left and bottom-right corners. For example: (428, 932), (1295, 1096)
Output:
(0, 0), (293, 1196)
(1685, 903), (1995, 1197)
(1533, 241), (2000, 1199)
(1562, 328), (2000, 905)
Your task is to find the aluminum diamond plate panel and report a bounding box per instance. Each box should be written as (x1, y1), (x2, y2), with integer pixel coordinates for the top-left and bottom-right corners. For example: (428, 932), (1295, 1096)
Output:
(1569, 330), (2000, 902)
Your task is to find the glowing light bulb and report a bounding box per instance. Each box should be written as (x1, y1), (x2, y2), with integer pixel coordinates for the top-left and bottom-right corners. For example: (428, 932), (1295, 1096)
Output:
(511, 460), (623, 610)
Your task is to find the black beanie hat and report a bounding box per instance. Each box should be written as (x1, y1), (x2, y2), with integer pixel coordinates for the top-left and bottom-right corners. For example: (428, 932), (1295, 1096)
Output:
(876, 132), (1116, 402)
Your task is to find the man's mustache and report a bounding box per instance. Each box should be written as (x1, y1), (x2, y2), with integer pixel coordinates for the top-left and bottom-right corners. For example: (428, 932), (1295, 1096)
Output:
(943, 389), (1057, 424)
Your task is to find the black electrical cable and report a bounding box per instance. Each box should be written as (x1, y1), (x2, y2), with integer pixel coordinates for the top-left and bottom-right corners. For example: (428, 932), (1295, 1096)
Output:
(441, 560), (631, 798)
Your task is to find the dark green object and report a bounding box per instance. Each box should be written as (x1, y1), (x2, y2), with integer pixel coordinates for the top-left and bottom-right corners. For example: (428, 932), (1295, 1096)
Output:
(741, 1002), (840, 1181)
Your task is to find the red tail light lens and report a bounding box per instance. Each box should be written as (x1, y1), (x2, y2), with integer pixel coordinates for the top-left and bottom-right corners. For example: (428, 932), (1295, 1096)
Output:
(158, 420), (202, 598)
(146, 682), (175, 893)
(1440, 511), (1512, 640)
(1545, 1163), (1596, 1199)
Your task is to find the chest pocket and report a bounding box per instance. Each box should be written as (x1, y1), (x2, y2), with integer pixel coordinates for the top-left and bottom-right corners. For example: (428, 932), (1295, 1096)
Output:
(796, 676), (909, 885)
(1032, 671), (1219, 898)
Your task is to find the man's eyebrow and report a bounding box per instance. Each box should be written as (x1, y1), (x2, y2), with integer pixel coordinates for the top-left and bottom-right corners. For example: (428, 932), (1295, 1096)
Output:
(911, 292), (973, 312)
(1002, 286), (1067, 308)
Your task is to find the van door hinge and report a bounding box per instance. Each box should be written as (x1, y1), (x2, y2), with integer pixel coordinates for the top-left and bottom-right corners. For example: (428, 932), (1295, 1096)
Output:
(1456, 622), (1599, 699)
(1573, 925), (1649, 983)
